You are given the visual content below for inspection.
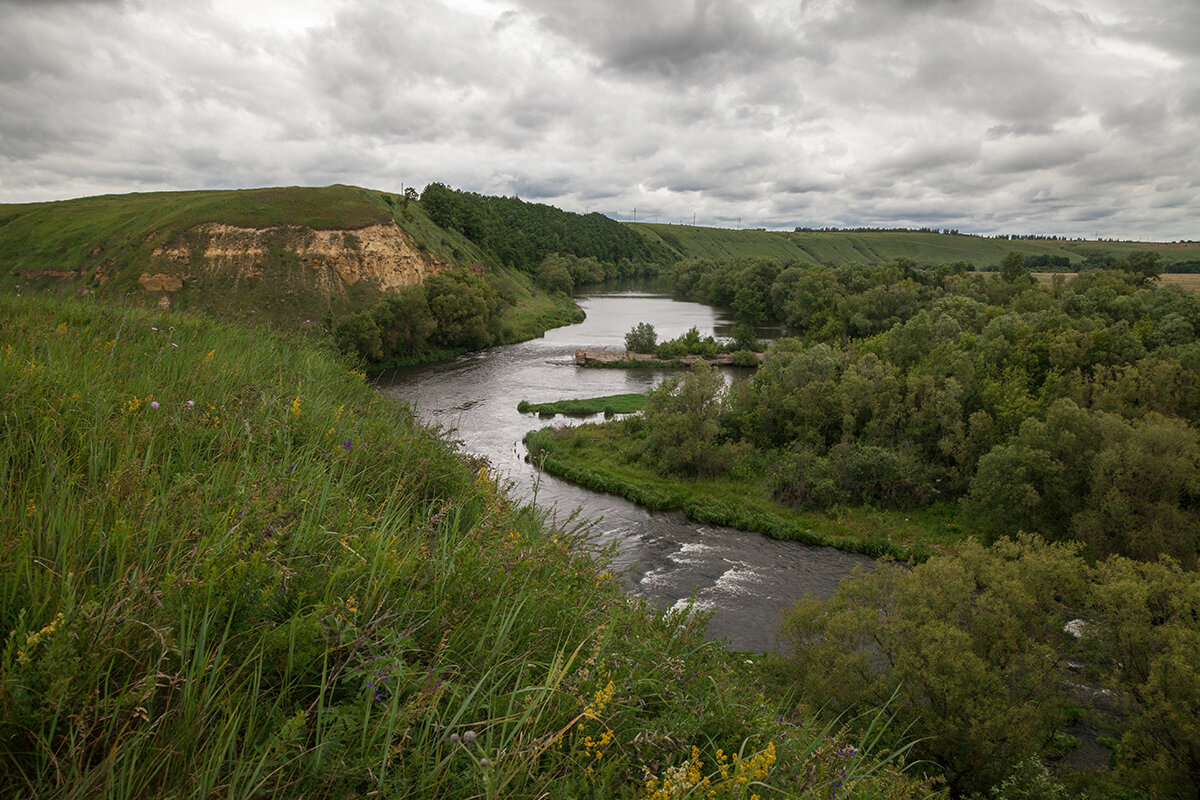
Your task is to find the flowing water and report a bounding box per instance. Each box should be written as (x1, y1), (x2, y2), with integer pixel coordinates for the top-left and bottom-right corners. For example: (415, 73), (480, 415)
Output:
(376, 284), (872, 653)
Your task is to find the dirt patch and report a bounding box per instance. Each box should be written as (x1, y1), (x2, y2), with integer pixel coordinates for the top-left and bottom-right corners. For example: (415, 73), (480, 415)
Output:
(152, 221), (449, 299)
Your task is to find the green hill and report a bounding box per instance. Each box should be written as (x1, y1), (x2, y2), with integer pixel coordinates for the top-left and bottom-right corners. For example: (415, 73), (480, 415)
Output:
(0, 185), (563, 330)
(629, 222), (1200, 268)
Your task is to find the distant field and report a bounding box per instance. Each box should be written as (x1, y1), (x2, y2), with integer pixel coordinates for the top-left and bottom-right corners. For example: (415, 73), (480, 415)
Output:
(629, 222), (1200, 269)
(1033, 273), (1200, 293)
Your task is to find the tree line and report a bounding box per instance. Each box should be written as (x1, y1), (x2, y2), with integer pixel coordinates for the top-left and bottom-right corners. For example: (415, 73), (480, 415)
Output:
(419, 183), (662, 274)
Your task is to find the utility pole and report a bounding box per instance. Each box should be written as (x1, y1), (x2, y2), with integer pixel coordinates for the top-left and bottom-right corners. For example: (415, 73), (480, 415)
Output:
(693, 212), (696, 226)
(633, 207), (637, 222)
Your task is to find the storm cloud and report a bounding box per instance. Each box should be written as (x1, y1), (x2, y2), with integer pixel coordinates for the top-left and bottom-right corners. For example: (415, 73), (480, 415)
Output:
(0, 0), (1195, 239)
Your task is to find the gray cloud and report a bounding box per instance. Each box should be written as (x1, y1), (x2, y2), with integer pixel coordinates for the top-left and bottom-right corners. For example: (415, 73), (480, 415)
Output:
(0, 0), (1195, 240)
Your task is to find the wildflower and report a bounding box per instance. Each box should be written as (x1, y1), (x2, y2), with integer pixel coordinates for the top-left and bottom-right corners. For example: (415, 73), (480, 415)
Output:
(150, 401), (159, 409)
(462, 730), (478, 744)
(290, 396), (301, 419)
(205, 349), (215, 362)
(479, 758), (490, 768)
(341, 438), (353, 451)
(151, 326), (158, 331)
(450, 733), (461, 744)
(187, 400), (195, 408)
(171, 343), (178, 348)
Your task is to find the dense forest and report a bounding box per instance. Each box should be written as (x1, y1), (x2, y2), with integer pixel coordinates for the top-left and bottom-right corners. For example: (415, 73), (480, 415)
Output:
(649, 251), (1199, 565)
(419, 183), (664, 274)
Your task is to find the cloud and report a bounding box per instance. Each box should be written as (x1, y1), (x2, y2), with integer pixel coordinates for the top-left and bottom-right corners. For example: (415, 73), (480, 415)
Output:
(0, 0), (1195, 240)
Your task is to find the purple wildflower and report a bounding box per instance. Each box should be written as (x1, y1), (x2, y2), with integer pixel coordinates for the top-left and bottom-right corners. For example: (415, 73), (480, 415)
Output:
(150, 401), (159, 409)
(342, 438), (353, 451)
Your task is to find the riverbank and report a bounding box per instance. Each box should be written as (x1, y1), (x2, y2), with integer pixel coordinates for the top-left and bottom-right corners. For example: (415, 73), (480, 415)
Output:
(525, 423), (964, 562)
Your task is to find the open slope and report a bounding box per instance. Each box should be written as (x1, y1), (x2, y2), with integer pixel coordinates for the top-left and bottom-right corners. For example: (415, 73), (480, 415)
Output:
(0, 185), (499, 326)
(630, 222), (1200, 267)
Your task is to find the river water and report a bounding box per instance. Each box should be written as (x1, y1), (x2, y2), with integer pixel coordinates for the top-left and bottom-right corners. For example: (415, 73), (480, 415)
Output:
(376, 284), (872, 653)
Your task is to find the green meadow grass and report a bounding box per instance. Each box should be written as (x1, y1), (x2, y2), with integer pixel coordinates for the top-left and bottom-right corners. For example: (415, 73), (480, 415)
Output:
(517, 393), (648, 417)
(628, 222), (1200, 268)
(0, 294), (937, 799)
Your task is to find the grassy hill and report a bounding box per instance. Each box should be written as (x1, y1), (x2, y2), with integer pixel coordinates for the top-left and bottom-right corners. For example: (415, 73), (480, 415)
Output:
(0, 185), (567, 331)
(629, 222), (1200, 268)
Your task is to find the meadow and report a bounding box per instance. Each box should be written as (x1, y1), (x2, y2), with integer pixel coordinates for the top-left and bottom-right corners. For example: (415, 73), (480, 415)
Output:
(631, 222), (1200, 269)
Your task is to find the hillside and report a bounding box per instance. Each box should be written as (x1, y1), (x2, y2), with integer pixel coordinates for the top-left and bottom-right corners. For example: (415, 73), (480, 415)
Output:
(630, 222), (1200, 268)
(0, 185), (553, 328)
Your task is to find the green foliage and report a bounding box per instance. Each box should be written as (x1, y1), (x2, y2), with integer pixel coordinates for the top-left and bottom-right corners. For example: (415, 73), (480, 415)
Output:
(641, 360), (728, 476)
(0, 294), (932, 799)
(656, 326), (722, 359)
(624, 321), (658, 353)
(535, 255), (575, 295)
(424, 269), (502, 349)
(778, 535), (1200, 798)
(999, 250), (1031, 283)
(517, 393), (647, 417)
(419, 182), (660, 272)
(965, 400), (1200, 566)
(779, 536), (1084, 795)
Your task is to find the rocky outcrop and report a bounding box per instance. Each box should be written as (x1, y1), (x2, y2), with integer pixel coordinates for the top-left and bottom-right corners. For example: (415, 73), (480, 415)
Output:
(574, 349), (763, 367)
(150, 221), (449, 302)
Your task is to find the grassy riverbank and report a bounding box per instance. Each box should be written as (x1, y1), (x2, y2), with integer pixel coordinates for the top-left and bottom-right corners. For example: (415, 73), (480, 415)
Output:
(0, 294), (937, 799)
(525, 423), (962, 561)
(517, 393), (648, 417)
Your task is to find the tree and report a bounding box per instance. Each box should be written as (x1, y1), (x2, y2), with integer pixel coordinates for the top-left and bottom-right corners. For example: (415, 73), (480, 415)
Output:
(999, 251), (1029, 283)
(424, 269), (501, 350)
(1119, 250), (1163, 286)
(641, 360), (726, 476)
(371, 285), (435, 357)
(624, 322), (657, 354)
(535, 255), (574, 295)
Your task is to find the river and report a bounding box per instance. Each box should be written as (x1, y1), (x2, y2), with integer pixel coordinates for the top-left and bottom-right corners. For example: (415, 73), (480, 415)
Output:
(376, 283), (872, 653)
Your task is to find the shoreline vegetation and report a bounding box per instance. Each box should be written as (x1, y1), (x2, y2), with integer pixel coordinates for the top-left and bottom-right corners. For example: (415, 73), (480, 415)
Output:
(524, 425), (943, 561)
(517, 393), (648, 417)
(1, 293), (940, 799)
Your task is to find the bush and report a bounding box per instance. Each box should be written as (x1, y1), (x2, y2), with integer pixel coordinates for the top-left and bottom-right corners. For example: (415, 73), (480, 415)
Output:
(624, 321), (657, 353)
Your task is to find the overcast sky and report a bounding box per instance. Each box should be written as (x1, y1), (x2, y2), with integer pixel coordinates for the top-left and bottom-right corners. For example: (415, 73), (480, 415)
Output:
(2, 0), (1197, 240)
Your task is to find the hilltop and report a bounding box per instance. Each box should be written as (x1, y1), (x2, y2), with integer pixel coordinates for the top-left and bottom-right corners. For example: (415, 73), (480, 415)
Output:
(0, 185), (583, 336)
(629, 221), (1200, 268)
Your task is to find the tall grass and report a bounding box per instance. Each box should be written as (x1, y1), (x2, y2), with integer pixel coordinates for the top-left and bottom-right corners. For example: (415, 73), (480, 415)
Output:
(0, 294), (938, 799)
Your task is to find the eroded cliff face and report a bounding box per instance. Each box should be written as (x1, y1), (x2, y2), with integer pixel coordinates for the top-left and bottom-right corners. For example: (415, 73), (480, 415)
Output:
(145, 222), (450, 308)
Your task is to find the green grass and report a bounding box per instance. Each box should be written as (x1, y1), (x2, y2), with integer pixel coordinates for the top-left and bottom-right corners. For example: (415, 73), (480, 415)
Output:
(628, 222), (1200, 268)
(0, 294), (939, 799)
(0, 186), (586, 352)
(517, 393), (648, 417)
(526, 424), (964, 561)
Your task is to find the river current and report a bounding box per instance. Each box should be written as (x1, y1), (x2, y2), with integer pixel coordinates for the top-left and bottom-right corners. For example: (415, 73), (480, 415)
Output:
(376, 284), (872, 653)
